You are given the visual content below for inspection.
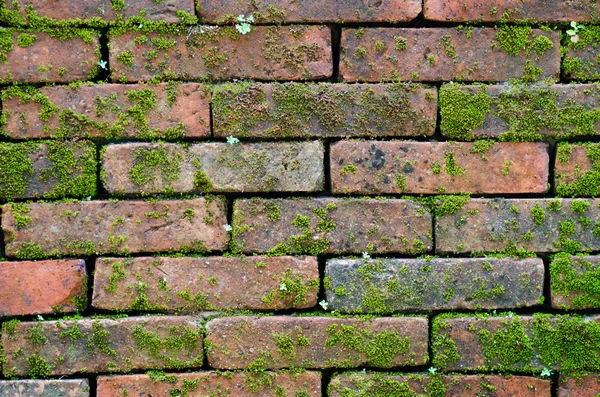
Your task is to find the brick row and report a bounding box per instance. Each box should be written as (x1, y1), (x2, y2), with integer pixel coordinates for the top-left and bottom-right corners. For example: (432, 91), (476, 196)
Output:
(0, 379), (89, 396)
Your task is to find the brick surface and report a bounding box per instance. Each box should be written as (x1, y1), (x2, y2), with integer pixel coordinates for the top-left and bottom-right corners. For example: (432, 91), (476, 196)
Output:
(92, 256), (318, 312)
(101, 141), (324, 194)
(206, 316), (428, 369)
(0, 259), (87, 316)
(435, 198), (600, 254)
(555, 143), (600, 197)
(110, 26), (332, 82)
(330, 141), (549, 194)
(325, 257), (544, 313)
(423, 0), (598, 23)
(2, 83), (210, 140)
(563, 27), (600, 81)
(2, 316), (203, 376)
(0, 379), (89, 397)
(0, 30), (100, 83)
(2, 198), (227, 258)
(97, 371), (321, 396)
(551, 254), (600, 310)
(558, 375), (600, 397)
(340, 28), (560, 82)
(233, 198), (432, 255)
(0, 140), (96, 200)
(329, 372), (550, 396)
(212, 82), (437, 138)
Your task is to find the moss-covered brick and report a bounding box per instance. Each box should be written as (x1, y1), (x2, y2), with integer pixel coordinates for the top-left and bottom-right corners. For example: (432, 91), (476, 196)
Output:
(558, 374), (600, 397)
(563, 25), (600, 81)
(550, 253), (600, 310)
(555, 143), (600, 197)
(0, 380), (89, 397)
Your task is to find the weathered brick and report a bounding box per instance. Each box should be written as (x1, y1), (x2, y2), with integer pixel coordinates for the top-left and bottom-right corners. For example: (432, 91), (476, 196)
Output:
(0, 30), (100, 83)
(0, 140), (96, 200)
(2, 316), (203, 376)
(439, 83), (600, 141)
(330, 141), (549, 194)
(233, 198), (432, 255)
(206, 316), (428, 369)
(92, 256), (318, 312)
(2, 83), (210, 140)
(564, 27), (600, 81)
(97, 371), (321, 396)
(329, 372), (550, 396)
(110, 26), (332, 82)
(432, 314), (600, 372)
(0, 259), (87, 316)
(325, 257), (544, 313)
(423, 0), (598, 23)
(555, 143), (600, 197)
(101, 141), (324, 194)
(2, 198), (227, 258)
(558, 374), (600, 397)
(435, 198), (600, 254)
(550, 253), (600, 310)
(340, 28), (559, 82)
(0, 379), (89, 397)
(212, 82), (437, 138)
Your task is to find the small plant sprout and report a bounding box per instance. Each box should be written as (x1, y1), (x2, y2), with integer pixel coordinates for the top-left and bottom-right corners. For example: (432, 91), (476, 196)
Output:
(223, 224), (233, 232)
(566, 21), (584, 43)
(428, 367), (437, 374)
(362, 252), (371, 259)
(235, 14), (254, 35)
(98, 60), (108, 70)
(319, 300), (329, 310)
(226, 135), (240, 145)
(279, 282), (287, 291)
(540, 367), (552, 377)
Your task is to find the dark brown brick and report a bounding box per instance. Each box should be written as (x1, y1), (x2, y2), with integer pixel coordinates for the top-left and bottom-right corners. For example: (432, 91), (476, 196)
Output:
(435, 198), (600, 254)
(555, 143), (600, 197)
(92, 256), (319, 312)
(563, 27), (600, 81)
(325, 257), (544, 313)
(212, 82), (437, 138)
(2, 316), (203, 376)
(206, 316), (428, 369)
(330, 141), (549, 194)
(233, 198), (432, 255)
(97, 371), (321, 396)
(110, 26), (332, 82)
(340, 28), (559, 82)
(101, 141), (324, 195)
(558, 374), (600, 397)
(2, 198), (227, 258)
(550, 254), (600, 310)
(0, 140), (96, 200)
(2, 83), (210, 140)
(0, 379), (89, 397)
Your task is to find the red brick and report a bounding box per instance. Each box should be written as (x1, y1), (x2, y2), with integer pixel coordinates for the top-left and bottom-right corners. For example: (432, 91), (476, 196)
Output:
(0, 30), (99, 83)
(558, 375), (600, 397)
(550, 254), (600, 310)
(330, 141), (549, 194)
(435, 198), (600, 254)
(0, 140), (96, 200)
(97, 371), (321, 396)
(0, 259), (87, 316)
(92, 256), (318, 312)
(101, 141), (324, 194)
(212, 82), (437, 138)
(0, 379), (89, 396)
(330, 372), (550, 397)
(563, 27), (600, 81)
(2, 198), (227, 258)
(555, 143), (600, 197)
(233, 198), (432, 255)
(110, 26), (332, 82)
(2, 316), (203, 376)
(206, 316), (428, 369)
(340, 28), (559, 82)
(2, 83), (210, 140)
(424, 0), (598, 23)
(198, 0), (421, 23)
(325, 257), (544, 313)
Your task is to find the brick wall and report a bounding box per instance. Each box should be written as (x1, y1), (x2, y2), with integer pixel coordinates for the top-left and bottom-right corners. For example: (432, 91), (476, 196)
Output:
(0, 1), (600, 396)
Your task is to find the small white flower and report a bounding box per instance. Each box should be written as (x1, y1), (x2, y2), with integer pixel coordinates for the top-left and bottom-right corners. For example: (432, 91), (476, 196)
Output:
(428, 367), (437, 374)
(319, 300), (328, 310)
(540, 367), (552, 377)
(223, 224), (233, 232)
(362, 252), (370, 259)
(227, 135), (240, 145)
(279, 283), (287, 291)
(98, 60), (108, 70)
(138, 23), (143, 29)
(236, 23), (251, 35)
(37, 315), (44, 321)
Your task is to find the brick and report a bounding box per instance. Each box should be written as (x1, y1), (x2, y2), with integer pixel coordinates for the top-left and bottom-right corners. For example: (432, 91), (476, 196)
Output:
(0, 140), (96, 200)
(92, 256), (318, 312)
(233, 198), (432, 255)
(439, 83), (600, 141)
(0, 30), (99, 83)
(432, 314), (600, 372)
(2, 198), (227, 258)
(329, 372), (550, 397)
(110, 26), (332, 82)
(206, 316), (428, 369)
(212, 82), (437, 138)
(101, 141), (324, 194)
(564, 27), (600, 81)
(2, 316), (203, 376)
(325, 257), (544, 313)
(2, 83), (210, 140)
(550, 254), (600, 310)
(340, 28), (559, 83)
(97, 371), (321, 396)
(0, 259), (87, 316)
(558, 375), (600, 397)
(330, 141), (549, 194)
(555, 143), (600, 197)
(0, 379), (89, 397)
(423, 0), (598, 23)
(435, 198), (600, 254)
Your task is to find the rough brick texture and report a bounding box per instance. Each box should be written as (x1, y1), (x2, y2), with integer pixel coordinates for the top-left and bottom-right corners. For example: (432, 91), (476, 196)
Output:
(0, 379), (89, 397)
(550, 254), (600, 310)
(555, 143), (600, 197)
(563, 28), (600, 81)
(558, 375), (600, 397)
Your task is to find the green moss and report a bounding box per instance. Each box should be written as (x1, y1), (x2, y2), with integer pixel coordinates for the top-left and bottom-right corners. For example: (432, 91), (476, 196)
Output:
(16, 32), (36, 47)
(434, 194), (471, 217)
(439, 83), (492, 140)
(495, 26), (552, 57)
(129, 145), (182, 187)
(117, 50), (134, 65)
(26, 354), (51, 378)
(444, 151), (466, 176)
(557, 143), (600, 197)
(431, 316), (460, 368)
(478, 316), (534, 367)
(532, 35), (554, 55)
(550, 253), (600, 309)
(0, 142), (36, 199)
(531, 203), (545, 226)
(340, 164), (358, 177)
